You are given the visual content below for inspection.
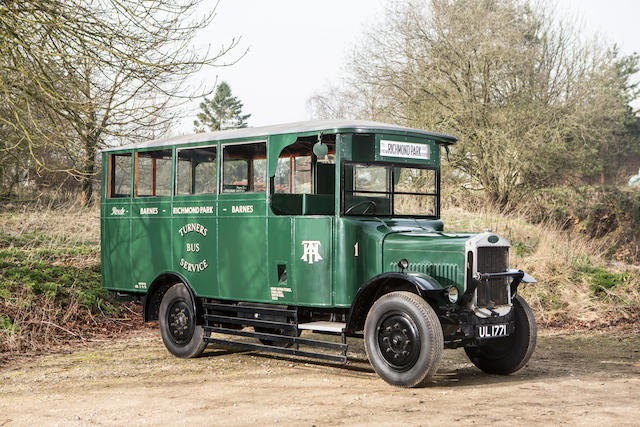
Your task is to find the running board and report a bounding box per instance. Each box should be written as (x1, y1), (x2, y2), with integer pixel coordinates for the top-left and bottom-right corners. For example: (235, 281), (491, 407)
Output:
(298, 321), (346, 333)
(202, 301), (348, 364)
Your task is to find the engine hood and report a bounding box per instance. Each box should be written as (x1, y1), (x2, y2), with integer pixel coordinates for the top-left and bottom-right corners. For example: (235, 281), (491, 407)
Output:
(384, 230), (474, 252)
(382, 229), (511, 293)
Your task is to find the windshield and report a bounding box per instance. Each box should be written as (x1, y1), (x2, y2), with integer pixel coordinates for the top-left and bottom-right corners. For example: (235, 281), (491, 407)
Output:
(343, 162), (438, 217)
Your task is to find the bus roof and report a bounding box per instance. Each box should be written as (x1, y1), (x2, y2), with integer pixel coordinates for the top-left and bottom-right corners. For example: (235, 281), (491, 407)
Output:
(101, 120), (457, 153)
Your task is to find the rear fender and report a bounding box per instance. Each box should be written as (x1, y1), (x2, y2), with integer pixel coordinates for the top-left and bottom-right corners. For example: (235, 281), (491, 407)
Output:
(143, 272), (198, 322)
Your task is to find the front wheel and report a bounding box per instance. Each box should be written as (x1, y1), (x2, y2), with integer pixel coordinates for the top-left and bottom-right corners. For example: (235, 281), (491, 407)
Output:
(159, 283), (208, 358)
(464, 294), (537, 374)
(364, 291), (443, 387)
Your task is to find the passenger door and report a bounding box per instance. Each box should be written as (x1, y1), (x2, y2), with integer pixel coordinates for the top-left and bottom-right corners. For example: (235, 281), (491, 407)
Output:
(217, 141), (269, 302)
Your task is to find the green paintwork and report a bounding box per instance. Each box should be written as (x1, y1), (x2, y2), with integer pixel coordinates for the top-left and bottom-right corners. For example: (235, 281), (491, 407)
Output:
(100, 121), (471, 309)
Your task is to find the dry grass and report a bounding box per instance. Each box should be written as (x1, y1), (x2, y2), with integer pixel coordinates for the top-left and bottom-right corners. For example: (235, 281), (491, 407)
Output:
(0, 201), (139, 357)
(443, 206), (640, 328)
(0, 199), (99, 251)
(1, 201), (637, 358)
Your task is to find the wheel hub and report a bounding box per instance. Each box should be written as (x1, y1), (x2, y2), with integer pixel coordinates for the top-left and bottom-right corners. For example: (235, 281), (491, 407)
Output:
(167, 300), (194, 344)
(377, 313), (420, 370)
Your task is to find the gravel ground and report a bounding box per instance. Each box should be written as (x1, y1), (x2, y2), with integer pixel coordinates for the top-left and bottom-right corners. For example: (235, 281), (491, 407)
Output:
(1, 327), (639, 426)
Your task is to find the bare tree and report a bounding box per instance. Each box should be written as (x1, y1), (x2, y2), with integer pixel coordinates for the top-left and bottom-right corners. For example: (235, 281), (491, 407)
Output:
(309, 0), (639, 205)
(0, 0), (243, 203)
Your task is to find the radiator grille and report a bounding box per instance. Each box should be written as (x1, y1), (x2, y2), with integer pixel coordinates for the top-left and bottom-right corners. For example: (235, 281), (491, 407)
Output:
(476, 246), (509, 307)
(389, 262), (458, 288)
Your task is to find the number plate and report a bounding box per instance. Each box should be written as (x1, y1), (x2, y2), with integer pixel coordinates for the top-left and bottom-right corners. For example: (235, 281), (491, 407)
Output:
(477, 323), (508, 339)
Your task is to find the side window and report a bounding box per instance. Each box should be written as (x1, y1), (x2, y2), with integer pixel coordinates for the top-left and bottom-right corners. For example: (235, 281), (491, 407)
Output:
(108, 153), (131, 198)
(274, 155), (312, 194)
(294, 156), (312, 194)
(274, 157), (291, 193)
(273, 138), (336, 195)
(135, 150), (171, 197)
(176, 146), (217, 195)
(222, 142), (266, 193)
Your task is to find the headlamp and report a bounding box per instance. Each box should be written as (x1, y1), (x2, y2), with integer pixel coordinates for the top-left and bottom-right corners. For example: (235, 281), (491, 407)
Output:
(446, 286), (459, 303)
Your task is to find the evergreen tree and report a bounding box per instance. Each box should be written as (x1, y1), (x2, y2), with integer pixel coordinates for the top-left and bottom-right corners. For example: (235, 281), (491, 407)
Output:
(194, 82), (251, 132)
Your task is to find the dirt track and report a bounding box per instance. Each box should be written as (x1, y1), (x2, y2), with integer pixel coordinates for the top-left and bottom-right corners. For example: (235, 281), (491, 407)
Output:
(1, 327), (639, 426)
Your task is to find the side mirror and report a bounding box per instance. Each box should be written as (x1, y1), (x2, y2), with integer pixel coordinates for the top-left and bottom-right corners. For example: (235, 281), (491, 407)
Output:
(313, 142), (328, 158)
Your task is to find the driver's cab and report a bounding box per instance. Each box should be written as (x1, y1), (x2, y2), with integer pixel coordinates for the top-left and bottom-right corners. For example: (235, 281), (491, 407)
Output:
(266, 130), (441, 308)
(268, 132), (439, 219)
(340, 133), (440, 219)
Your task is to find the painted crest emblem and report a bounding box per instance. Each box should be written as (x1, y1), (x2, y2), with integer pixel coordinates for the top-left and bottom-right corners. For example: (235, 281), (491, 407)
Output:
(300, 240), (323, 264)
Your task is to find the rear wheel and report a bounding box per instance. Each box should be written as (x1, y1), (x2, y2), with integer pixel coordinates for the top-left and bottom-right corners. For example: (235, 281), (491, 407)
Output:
(159, 283), (208, 358)
(464, 295), (537, 374)
(364, 291), (443, 387)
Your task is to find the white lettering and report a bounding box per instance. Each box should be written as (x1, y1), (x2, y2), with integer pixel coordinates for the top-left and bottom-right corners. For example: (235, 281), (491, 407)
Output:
(179, 258), (208, 273)
(379, 140), (430, 160)
(270, 286), (292, 300)
(140, 207), (158, 215)
(172, 206), (213, 215)
(111, 207), (125, 216)
(178, 223), (208, 237)
(301, 241), (323, 264)
(231, 205), (254, 214)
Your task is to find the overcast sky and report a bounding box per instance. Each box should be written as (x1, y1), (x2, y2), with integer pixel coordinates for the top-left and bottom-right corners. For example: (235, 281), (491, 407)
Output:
(178, 0), (640, 134)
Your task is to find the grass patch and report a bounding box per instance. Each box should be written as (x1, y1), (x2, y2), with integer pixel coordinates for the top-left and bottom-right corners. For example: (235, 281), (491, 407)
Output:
(574, 261), (630, 296)
(0, 206), (137, 354)
(0, 315), (17, 335)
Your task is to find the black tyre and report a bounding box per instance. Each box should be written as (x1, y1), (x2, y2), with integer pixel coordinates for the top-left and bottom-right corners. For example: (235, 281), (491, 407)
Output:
(465, 294), (537, 374)
(159, 283), (208, 358)
(364, 291), (444, 387)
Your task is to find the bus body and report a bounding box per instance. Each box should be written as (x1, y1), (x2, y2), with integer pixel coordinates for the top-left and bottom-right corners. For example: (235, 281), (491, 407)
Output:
(101, 120), (537, 387)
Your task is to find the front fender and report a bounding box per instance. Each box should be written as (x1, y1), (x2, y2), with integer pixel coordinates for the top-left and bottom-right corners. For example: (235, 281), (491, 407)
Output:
(345, 271), (445, 333)
(405, 272), (446, 293)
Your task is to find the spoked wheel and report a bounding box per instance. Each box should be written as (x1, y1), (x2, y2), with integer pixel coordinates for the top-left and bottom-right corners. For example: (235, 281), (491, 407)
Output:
(159, 283), (208, 358)
(364, 291), (443, 387)
(464, 295), (537, 374)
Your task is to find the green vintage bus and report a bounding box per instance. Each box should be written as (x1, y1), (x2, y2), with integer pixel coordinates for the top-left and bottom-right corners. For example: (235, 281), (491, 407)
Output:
(101, 120), (537, 387)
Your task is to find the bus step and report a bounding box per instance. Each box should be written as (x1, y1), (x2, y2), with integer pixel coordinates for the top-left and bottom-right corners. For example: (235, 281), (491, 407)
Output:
(204, 336), (347, 364)
(203, 302), (297, 318)
(298, 321), (346, 333)
(204, 326), (347, 352)
(202, 300), (348, 363)
(204, 314), (297, 331)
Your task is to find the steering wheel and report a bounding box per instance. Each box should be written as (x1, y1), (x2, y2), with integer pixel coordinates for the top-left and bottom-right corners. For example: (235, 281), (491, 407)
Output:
(345, 200), (377, 215)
